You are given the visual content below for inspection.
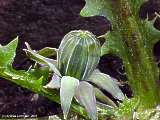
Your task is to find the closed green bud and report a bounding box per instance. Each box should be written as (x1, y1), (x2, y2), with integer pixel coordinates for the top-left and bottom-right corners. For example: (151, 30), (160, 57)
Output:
(58, 30), (101, 80)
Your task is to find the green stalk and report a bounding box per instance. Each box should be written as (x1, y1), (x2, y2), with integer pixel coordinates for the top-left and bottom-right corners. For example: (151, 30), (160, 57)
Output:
(114, 0), (160, 109)
(81, 0), (160, 109)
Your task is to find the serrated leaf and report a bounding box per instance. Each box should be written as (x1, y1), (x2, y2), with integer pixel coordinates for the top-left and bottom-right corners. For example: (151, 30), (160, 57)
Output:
(0, 38), (47, 90)
(60, 76), (79, 119)
(87, 70), (124, 100)
(82, 0), (160, 110)
(0, 37), (18, 67)
(44, 73), (61, 89)
(0, 39), (88, 119)
(80, 0), (114, 22)
(34, 66), (50, 85)
(140, 19), (160, 47)
(3, 65), (49, 91)
(75, 81), (97, 120)
(24, 49), (61, 76)
(101, 31), (126, 57)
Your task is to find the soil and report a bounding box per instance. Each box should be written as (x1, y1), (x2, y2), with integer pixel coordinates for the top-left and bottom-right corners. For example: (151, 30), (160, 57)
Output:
(0, 0), (159, 118)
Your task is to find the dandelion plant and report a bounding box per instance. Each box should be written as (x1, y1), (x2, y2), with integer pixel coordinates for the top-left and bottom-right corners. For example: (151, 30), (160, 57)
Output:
(0, 0), (160, 119)
(0, 31), (124, 120)
(24, 30), (124, 120)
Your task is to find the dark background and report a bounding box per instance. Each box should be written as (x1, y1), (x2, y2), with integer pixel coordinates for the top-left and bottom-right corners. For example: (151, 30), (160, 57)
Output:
(0, 0), (159, 117)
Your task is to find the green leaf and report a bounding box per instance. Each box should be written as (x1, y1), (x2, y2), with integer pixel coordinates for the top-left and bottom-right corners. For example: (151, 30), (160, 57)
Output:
(80, 0), (114, 23)
(87, 70), (124, 100)
(101, 32), (127, 57)
(60, 76), (79, 119)
(114, 97), (140, 119)
(3, 66), (44, 91)
(30, 66), (50, 86)
(44, 73), (61, 89)
(0, 39), (88, 119)
(24, 49), (61, 76)
(0, 37), (18, 67)
(82, 0), (160, 110)
(0, 38), (45, 90)
(81, 0), (145, 24)
(140, 19), (160, 48)
(75, 81), (97, 120)
(129, 0), (146, 16)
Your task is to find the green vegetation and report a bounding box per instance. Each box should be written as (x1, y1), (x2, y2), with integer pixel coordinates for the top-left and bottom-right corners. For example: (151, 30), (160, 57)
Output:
(0, 0), (160, 119)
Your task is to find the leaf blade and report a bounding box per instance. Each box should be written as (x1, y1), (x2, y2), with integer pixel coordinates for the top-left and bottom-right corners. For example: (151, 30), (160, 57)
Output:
(0, 37), (18, 67)
(80, 0), (114, 23)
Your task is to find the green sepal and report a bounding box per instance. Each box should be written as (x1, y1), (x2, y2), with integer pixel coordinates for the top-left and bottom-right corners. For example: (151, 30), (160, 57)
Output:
(75, 81), (97, 120)
(94, 87), (117, 107)
(38, 47), (58, 57)
(87, 69), (124, 100)
(60, 76), (79, 119)
(43, 73), (61, 89)
(24, 49), (61, 76)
